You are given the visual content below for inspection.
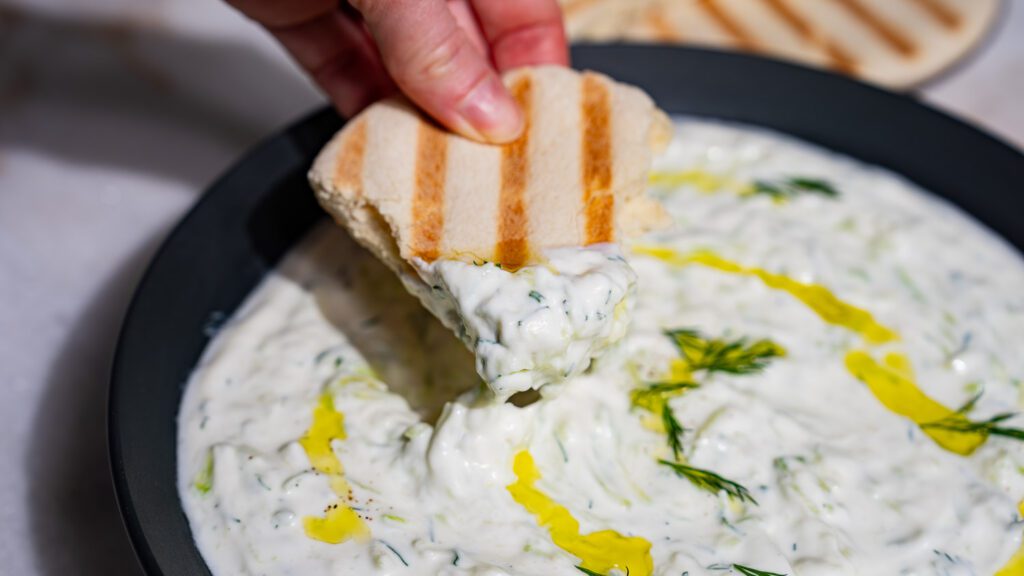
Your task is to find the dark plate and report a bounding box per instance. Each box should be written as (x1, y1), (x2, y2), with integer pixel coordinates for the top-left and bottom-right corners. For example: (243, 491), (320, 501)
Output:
(109, 45), (1024, 575)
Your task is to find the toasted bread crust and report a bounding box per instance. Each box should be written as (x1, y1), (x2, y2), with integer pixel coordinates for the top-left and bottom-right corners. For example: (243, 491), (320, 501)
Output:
(496, 75), (534, 269)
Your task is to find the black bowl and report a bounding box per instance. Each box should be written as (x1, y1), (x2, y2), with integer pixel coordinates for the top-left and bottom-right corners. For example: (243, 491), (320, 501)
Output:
(109, 45), (1024, 575)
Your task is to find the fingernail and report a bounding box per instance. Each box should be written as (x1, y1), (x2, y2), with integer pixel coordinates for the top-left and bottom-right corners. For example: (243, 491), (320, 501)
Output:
(456, 76), (523, 143)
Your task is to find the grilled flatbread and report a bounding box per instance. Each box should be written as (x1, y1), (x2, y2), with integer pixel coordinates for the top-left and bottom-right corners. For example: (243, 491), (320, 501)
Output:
(560, 0), (1001, 89)
(309, 66), (671, 276)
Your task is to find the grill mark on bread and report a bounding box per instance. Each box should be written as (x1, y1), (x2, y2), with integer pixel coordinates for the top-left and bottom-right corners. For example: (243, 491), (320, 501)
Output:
(644, 5), (681, 41)
(759, 0), (858, 73)
(410, 120), (447, 261)
(332, 119), (367, 196)
(830, 0), (917, 57)
(496, 76), (533, 269)
(581, 73), (614, 244)
(908, 0), (961, 29)
(821, 41), (859, 74)
(697, 0), (760, 51)
(761, 0), (859, 71)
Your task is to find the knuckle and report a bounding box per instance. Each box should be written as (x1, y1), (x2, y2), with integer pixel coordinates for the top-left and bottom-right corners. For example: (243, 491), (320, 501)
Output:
(417, 27), (469, 81)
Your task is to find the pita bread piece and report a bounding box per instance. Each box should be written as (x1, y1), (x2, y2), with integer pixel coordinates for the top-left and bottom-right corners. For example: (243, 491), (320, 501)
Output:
(309, 66), (671, 276)
(559, 0), (1001, 90)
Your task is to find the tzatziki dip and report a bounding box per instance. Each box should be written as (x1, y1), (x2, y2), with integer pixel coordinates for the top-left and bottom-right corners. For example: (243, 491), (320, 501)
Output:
(178, 119), (1024, 576)
(412, 245), (635, 400)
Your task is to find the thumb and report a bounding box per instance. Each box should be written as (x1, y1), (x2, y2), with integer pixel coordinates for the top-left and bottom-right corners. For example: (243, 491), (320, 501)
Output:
(351, 0), (523, 143)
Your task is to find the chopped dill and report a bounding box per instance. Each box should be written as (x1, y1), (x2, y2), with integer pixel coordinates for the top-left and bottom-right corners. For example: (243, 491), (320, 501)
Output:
(379, 540), (409, 566)
(575, 567), (605, 576)
(659, 459), (757, 505)
(528, 290), (545, 303)
(750, 177), (838, 201)
(662, 404), (686, 459)
(922, 394), (1024, 441)
(665, 329), (785, 375)
(932, 549), (961, 565)
(788, 177), (837, 195)
(733, 564), (787, 576)
(554, 432), (570, 463)
(194, 449), (214, 494)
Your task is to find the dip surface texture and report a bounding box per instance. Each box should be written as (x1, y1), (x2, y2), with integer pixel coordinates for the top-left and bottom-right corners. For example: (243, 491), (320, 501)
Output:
(413, 244), (635, 399)
(178, 120), (1024, 575)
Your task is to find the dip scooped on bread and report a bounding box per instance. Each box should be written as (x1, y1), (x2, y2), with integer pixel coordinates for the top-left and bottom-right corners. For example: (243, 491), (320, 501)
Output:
(309, 66), (671, 398)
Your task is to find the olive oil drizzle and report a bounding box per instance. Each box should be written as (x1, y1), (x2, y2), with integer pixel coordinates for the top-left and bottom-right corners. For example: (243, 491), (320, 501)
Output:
(299, 393), (370, 544)
(507, 450), (654, 576)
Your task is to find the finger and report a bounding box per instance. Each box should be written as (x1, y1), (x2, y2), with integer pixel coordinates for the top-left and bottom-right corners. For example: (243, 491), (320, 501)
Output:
(447, 0), (490, 56)
(270, 11), (396, 115)
(470, 0), (568, 71)
(352, 0), (523, 143)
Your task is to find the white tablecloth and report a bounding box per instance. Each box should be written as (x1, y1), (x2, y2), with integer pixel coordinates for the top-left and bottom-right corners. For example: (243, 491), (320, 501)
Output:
(1, 1), (1021, 573)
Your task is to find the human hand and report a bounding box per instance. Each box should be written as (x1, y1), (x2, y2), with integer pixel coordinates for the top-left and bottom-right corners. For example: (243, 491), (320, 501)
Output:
(228, 0), (569, 143)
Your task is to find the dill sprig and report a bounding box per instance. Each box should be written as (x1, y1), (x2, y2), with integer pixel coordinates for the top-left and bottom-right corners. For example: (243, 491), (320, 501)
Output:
(939, 415), (1024, 441)
(666, 329), (785, 375)
(630, 381), (699, 407)
(662, 403), (686, 459)
(750, 177), (838, 201)
(921, 394), (1024, 441)
(659, 459), (758, 505)
(575, 567), (605, 576)
(733, 564), (787, 576)
(629, 381), (693, 458)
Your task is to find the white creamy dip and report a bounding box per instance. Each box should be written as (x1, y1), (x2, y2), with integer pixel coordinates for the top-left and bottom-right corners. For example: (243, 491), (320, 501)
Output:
(178, 119), (1024, 576)
(413, 245), (635, 399)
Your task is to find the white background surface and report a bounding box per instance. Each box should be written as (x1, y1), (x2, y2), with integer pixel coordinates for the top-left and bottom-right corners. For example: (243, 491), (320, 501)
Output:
(0, 1), (1021, 574)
